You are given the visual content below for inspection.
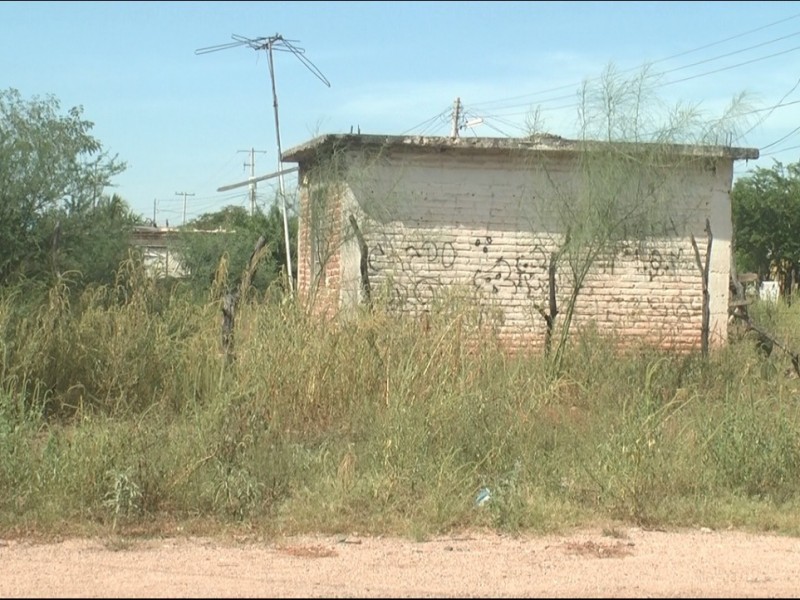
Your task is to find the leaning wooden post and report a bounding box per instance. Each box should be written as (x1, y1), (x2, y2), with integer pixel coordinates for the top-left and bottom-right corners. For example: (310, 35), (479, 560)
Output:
(348, 214), (372, 311)
(690, 218), (712, 357)
(221, 291), (237, 363)
(537, 229), (569, 357)
(537, 252), (559, 355)
(221, 235), (269, 364)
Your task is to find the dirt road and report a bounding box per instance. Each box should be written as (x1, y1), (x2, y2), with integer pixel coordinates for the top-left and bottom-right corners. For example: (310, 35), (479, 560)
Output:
(2, 527), (799, 597)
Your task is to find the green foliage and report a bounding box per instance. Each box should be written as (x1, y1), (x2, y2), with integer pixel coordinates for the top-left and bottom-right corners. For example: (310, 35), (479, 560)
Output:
(731, 159), (800, 294)
(526, 64), (753, 374)
(103, 467), (143, 529)
(705, 394), (800, 502)
(0, 88), (136, 288)
(582, 359), (692, 523)
(177, 203), (297, 294)
(2, 277), (800, 537)
(46, 193), (142, 286)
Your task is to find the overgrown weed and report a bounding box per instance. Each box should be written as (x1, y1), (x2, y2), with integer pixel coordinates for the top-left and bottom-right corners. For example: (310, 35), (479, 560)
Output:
(1, 272), (800, 537)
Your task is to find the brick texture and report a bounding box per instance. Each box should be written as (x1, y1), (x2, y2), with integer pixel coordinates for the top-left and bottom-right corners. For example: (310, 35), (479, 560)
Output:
(297, 149), (735, 351)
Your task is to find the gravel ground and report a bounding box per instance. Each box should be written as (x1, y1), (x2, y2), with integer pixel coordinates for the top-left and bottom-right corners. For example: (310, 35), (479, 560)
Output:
(2, 527), (799, 597)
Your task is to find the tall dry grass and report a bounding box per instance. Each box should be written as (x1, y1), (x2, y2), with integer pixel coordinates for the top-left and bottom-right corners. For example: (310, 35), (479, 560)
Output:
(1, 261), (800, 537)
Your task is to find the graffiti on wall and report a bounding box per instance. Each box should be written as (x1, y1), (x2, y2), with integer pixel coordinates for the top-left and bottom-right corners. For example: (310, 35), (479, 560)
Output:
(366, 230), (699, 325)
(367, 232), (557, 308)
(598, 242), (692, 281)
(367, 237), (458, 307)
(471, 236), (552, 301)
(581, 293), (702, 332)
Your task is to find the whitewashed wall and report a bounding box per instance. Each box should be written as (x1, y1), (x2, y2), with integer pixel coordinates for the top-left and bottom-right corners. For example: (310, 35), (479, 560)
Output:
(305, 148), (734, 350)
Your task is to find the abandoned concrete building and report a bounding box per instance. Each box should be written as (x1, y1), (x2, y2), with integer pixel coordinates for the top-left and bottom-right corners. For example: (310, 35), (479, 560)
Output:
(281, 134), (758, 351)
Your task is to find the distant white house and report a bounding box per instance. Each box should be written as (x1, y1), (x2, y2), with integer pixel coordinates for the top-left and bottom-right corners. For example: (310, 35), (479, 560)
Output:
(131, 226), (186, 278)
(131, 226), (234, 279)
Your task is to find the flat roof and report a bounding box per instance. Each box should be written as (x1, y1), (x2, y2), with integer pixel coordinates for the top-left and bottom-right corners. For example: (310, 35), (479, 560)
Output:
(281, 133), (759, 164)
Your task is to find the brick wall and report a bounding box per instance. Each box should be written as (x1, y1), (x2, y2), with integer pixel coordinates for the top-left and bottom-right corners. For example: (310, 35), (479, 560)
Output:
(298, 149), (734, 351)
(297, 170), (343, 319)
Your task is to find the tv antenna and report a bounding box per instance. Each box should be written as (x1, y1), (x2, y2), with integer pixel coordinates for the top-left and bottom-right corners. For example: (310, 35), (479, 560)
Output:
(196, 33), (331, 294)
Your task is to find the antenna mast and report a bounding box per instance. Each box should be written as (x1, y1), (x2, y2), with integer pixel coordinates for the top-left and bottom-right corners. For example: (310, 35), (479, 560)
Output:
(196, 33), (331, 294)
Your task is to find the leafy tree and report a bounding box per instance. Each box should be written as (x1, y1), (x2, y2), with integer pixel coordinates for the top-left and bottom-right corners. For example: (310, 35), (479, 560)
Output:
(44, 193), (143, 285)
(0, 88), (130, 286)
(178, 203), (297, 295)
(731, 159), (800, 298)
(525, 64), (752, 371)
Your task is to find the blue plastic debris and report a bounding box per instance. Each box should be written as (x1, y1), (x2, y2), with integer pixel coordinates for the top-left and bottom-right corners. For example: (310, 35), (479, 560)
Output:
(474, 487), (491, 507)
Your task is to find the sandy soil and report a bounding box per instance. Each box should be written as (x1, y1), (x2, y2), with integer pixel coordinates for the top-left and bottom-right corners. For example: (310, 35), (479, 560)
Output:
(2, 526), (799, 598)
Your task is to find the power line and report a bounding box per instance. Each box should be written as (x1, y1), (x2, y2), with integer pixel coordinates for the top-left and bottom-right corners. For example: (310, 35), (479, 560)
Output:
(657, 29), (800, 78)
(163, 190), (245, 206)
(468, 38), (800, 122)
(420, 113), (450, 136)
(462, 95), (800, 145)
(479, 119), (514, 137)
(735, 77), (800, 142)
(761, 125), (800, 151)
(401, 105), (453, 135)
(459, 60), (800, 144)
(659, 43), (800, 88)
(469, 10), (800, 110)
(461, 109), (527, 137)
(403, 20), (800, 144)
(478, 113), (530, 135)
(760, 143), (800, 158)
(740, 98), (800, 117)
(477, 30), (800, 115)
(196, 151), (245, 194)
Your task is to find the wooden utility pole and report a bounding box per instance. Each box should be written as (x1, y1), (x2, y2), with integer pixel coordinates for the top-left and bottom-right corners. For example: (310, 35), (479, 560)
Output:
(238, 148), (268, 215)
(690, 219), (713, 358)
(175, 191), (195, 226)
(451, 97), (461, 138)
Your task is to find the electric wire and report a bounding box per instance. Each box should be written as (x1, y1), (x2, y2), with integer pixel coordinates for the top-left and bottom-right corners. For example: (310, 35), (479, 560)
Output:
(659, 43), (800, 88)
(469, 11), (800, 111)
(400, 106), (453, 135)
(735, 77), (800, 142)
(760, 143), (800, 158)
(761, 125), (800, 152)
(473, 41), (800, 122)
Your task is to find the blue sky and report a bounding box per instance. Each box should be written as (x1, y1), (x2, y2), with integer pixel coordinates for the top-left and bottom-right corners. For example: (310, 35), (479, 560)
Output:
(3, 1), (800, 224)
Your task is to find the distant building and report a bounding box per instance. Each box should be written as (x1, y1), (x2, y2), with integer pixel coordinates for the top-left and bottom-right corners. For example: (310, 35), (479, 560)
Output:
(131, 226), (234, 279)
(282, 134), (758, 351)
(131, 225), (186, 278)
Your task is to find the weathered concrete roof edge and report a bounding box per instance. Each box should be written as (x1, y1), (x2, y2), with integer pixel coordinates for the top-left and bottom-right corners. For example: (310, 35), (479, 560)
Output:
(281, 133), (759, 163)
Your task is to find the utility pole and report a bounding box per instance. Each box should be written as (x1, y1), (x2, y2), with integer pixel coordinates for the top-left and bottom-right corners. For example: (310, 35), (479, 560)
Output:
(195, 33), (330, 296)
(451, 97), (461, 138)
(175, 191), (195, 226)
(238, 148), (268, 215)
(153, 198), (157, 226)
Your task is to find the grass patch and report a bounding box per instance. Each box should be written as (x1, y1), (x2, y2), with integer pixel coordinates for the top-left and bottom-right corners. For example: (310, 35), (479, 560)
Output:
(2, 273), (800, 539)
